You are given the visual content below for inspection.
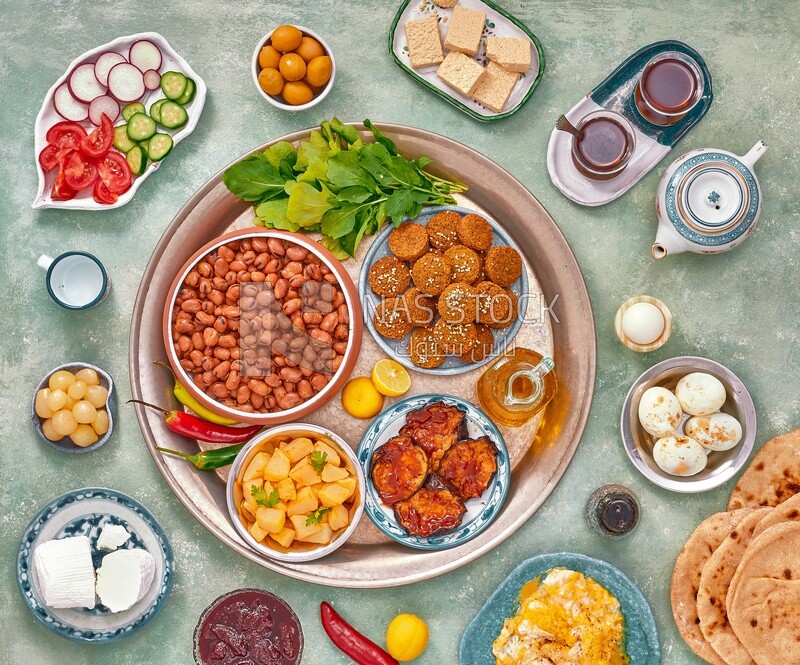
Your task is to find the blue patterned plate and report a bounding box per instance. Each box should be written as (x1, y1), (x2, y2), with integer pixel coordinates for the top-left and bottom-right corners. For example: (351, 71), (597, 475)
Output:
(17, 487), (174, 643)
(460, 552), (660, 664)
(357, 394), (510, 550)
(358, 205), (529, 376)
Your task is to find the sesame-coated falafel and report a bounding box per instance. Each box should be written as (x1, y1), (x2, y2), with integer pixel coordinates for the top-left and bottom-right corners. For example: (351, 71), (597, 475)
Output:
(484, 246), (522, 287)
(411, 253), (452, 295)
(456, 213), (493, 251)
(369, 256), (411, 297)
(443, 244), (482, 284)
(388, 222), (429, 262)
(426, 211), (461, 250)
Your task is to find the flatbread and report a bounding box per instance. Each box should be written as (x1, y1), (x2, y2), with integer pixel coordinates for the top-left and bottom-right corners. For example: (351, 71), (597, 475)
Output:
(729, 429), (800, 510)
(728, 522), (800, 665)
(671, 509), (751, 665)
(751, 490), (800, 540)
(697, 508), (770, 665)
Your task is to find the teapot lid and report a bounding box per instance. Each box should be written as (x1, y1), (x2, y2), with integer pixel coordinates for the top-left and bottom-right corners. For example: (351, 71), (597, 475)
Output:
(663, 151), (760, 248)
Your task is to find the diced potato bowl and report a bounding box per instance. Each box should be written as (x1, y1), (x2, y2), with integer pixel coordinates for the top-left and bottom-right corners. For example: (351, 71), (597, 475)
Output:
(227, 424), (365, 562)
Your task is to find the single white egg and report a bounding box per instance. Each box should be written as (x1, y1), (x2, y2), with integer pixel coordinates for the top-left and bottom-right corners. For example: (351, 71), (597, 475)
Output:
(675, 372), (727, 416)
(653, 435), (708, 476)
(685, 412), (743, 452)
(622, 302), (665, 345)
(638, 386), (682, 437)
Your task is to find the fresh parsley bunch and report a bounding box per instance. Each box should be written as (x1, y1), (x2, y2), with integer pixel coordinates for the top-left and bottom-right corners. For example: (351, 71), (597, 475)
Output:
(221, 118), (468, 258)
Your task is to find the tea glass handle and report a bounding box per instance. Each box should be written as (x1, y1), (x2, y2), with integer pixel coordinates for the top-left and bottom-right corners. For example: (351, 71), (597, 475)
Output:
(741, 140), (767, 168)
(505, 357), (555, 407)
(37, 255), (54, 271)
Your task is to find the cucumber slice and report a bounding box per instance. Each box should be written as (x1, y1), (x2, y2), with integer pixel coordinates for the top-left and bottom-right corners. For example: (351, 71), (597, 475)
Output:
(160, 71), (187, 100)
(125, 145), (147, 175)
(174, 78), (196, 105)
(139, 139), (150, 152)
(126, 112), (156, 141)
(147, 133), (173, 161)
(121, 102), (145, 122)
(149, 99), (167, 124)
(113, 124), (137, 153)
(158, 101), (188, 129)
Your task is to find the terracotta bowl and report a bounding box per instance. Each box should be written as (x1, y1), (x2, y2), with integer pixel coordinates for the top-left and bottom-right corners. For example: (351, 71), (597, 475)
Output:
(162, 229), (363, 425)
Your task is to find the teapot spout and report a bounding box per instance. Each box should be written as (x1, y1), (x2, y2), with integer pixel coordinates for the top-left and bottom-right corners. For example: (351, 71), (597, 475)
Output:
(651, 222), (688, 260)
(740, 140), (768, 168)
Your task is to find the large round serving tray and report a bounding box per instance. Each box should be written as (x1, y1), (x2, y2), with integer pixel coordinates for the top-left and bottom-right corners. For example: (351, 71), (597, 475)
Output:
(130, 123), (596, 588)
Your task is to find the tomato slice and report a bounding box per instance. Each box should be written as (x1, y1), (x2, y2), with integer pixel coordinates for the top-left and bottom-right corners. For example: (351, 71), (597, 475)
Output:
(63, 151), (98, 190)
(92, 179), (118, 205)
(96, 150), (132, 194)
(46, 121), (87, 150)
(51, 170), (76, 201)
(38, 145), (62, 172)
(80, 113), (114, 158)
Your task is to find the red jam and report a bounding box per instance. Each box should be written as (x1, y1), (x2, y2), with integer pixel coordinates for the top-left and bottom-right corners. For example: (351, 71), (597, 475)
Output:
(194, 589), (303, 665)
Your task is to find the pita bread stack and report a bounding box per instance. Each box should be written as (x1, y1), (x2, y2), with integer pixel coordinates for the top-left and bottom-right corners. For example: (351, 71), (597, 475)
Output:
(671, 429), (800, 664)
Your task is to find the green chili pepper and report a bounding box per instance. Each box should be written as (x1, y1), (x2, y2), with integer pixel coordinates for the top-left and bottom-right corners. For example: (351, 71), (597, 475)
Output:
(155, 443), (245, 470)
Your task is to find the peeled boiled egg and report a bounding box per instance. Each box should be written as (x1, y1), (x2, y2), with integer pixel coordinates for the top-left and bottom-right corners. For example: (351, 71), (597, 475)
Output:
(653, 435), (707, 476)
(675, 372), (727, 416)
(622, 302), (665, 345)
(685, 412), (742, 452)
(638, 386), (682, 437)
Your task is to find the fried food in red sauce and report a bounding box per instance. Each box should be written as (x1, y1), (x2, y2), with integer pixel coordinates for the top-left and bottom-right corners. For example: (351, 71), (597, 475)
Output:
(373, 297), (414, 340)
(369, 256), (411, 297)
(388, 222), (429, 262)
(426, 211), (461, 250)
(400, 401), (467, 469)
(371, 436), (428, 504)
(483, 246), (522, 287)
(393, 487), (466, 537)
(458, 324), (495, 363)
(456, 213), (493, 251)
(437, 282), (478, 324)
(402, 287), (436, 327)
(407, 327), (445, 369)
(439, 437), (498, 500)
(443, 245), (481, 284)
(411, 253), (452, 295)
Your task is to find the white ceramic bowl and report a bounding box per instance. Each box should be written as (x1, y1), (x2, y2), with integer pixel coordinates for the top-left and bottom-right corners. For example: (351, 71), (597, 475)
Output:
(226, 424), (364, 563)
(251, 26), (336, 112)
(621, 356), (756, 493)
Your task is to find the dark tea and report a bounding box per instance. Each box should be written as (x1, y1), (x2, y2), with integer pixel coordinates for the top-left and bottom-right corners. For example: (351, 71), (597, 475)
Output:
(571, 111), (634, 180)
(636, 52), (703, 125)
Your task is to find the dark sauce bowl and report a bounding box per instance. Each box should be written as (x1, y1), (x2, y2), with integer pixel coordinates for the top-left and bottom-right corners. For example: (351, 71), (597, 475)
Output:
(193, 588), (303, 665)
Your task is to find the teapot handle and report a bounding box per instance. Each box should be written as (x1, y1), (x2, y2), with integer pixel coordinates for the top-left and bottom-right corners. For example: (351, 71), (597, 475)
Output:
(741, 140), (767, 168)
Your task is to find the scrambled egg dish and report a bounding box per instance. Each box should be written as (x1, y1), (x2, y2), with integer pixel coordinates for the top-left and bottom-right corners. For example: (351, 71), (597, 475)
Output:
(492, 568), (629, 665)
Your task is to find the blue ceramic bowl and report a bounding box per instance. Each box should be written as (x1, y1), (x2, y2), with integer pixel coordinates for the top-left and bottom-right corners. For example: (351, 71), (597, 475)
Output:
(17, 487), (174, 643)
(31, 362), (117, 454)
(357, 394), (510, 550)
(358, 205), (529, 376)
(460, 552), (660, 664)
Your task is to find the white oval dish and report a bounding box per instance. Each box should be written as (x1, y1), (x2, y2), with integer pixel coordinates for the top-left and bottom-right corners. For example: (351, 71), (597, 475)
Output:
(32, 32), (206, 211)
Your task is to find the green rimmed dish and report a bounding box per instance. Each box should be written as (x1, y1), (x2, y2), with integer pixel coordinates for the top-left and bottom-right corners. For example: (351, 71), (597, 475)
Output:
(389, 0), (545, 121)
(357, 393), (510, 550)
(460, 552), (660, 664)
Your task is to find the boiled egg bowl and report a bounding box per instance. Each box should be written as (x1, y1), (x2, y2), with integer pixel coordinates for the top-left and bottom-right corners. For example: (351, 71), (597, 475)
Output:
(621, 356), (756, 493)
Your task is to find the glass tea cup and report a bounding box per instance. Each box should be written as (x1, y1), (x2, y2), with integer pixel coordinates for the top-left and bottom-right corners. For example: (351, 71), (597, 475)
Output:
(570, 110), (636, 181)
(635, 51), (704, 126)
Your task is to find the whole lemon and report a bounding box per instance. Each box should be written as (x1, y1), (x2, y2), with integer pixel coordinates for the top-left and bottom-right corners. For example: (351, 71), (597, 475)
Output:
(279, 53), (306, 82)
(295, 36), (325, 63)
(386, 614), (429, 661)
(305, 55), (332, 88)
(281, 81), (314, 106)
(258, 68), (284, 96)
(258, 44), (281, 70)
(341, 377), (384, 419)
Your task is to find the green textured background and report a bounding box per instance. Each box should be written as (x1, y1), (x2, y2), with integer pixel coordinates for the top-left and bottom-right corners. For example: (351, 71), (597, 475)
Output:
(1, 1), (798, 663)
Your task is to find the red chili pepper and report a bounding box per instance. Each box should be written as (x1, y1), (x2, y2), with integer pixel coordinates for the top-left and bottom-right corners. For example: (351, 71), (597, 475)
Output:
(320, 601), (399, 665)
(128, 400), (262, 443)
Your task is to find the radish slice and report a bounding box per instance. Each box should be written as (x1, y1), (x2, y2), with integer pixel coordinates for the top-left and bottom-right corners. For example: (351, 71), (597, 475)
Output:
(129, 40), (162, 73)
(143, 69), (161, 91)
(53, 82), (89, 121)
(94, 52), (126, 87)
(107, 63), (145, 102)
(69, 63), (107, 102)
(89, 95), (120, 125)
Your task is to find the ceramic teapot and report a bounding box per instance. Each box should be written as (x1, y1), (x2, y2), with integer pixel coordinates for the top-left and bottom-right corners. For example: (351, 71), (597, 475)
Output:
(652, 140), (767, 259)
